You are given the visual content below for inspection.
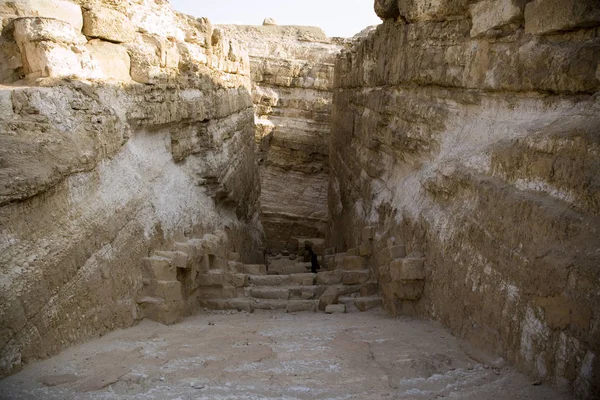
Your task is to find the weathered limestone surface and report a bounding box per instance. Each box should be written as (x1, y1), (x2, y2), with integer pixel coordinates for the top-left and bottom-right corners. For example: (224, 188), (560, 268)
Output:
(0, 0), (263, 377)
(329, 2), (600, 398)
(219, 25), (344, 252)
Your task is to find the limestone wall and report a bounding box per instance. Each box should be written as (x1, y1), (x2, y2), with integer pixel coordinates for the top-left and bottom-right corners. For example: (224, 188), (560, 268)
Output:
(219, 25), (344, 252)
(330, 0), (600, 397)
(0, 0), (263, 376)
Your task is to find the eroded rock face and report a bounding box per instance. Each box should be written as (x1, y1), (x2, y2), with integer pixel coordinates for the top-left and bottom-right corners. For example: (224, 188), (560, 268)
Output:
(330, 1), (600, 398)
(0, 0), (262, 376)
(219, 25), (345, 252)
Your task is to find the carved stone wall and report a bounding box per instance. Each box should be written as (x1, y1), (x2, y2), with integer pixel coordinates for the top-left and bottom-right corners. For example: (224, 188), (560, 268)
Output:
(0, 0), (263, 376)
(330, 0), (600, 397)
(219, 25), (344, 252)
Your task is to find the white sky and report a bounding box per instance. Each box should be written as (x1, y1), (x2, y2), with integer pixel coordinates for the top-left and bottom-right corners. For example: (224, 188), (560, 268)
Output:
(170, 0), (381, 38)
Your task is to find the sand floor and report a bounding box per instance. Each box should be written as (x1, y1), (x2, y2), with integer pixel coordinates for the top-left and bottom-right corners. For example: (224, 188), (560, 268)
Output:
(0, 309), (573, 400)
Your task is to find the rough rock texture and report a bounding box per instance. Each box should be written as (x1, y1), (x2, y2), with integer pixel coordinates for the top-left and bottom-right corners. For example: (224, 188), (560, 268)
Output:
(0, 0), (263, 377)
(329, 1), (600, 398)
(219, 25), (344, 252)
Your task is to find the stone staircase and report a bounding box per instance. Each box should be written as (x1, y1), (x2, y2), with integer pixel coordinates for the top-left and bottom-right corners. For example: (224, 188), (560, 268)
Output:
(136, 226), (427, 324)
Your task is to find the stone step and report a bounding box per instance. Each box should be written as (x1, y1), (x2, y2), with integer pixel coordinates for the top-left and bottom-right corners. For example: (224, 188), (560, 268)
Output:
(242, 264), (267, 275)
(199, 298), (254, 313)
(341, 269), (370, 285)
(245, 285), (327, 300)
(355, 296), (381, 311)
(325, 304), (346, 314)
(248, 273), (316, 286)
(253, 299), (317, 312)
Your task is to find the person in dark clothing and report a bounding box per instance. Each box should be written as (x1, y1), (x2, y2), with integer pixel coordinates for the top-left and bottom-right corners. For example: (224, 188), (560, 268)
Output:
(306, 244), (320, 273)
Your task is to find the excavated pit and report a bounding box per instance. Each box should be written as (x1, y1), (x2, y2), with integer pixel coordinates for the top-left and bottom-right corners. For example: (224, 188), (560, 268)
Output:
(0, 0), (599, 399)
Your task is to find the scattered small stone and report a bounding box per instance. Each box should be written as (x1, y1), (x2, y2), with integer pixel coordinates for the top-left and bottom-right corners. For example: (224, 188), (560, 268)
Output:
(532, 380), (543, 386)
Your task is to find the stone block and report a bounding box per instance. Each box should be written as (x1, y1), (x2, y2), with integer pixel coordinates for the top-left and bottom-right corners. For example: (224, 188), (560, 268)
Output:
(142, 257), (177, 281)
(82, 6), (136, 43)
(289, 286), (326, 299)
(1, 0), (83, 31)
(325, 304), (346, 314)
(287, 300), (316, 313)
(211, 257), (229, 271)
(316, 270), (342, 285)
(525, 0), (600, 35)
(390, 258), (425, 281)
(200, 299), (254, 313)
(228, 251), (240, 262)
(249, 275), (290, 286)
(227, 273), (248, 288)
(290, 273), (315, 286)
(355, 297), (381, 312)
(375, 0), (400, 20)
(154, 281), (183, 303)
(254, 299), (288, 310)
(358, 244), (371, 257)
(250, 287), (290, 300)
(340, 256), (365, 271)
(13, 17), (86, 44)
(86, 40), (131, 81)
(243, 264), (267, 275)
(228, 261), (244, 273)
(196, 272), (224, 287)
(470, 0), (526, 38)
(360, 282), (379, 297)
(174, 239), (205, 264)
(362, 226), (375, 242)
(301, 292), (315, 300)
(389, 245), (406, 260)
(342, 270), (370, 285)
(12, 18), (92, 79)
(154, 250), (188, 270)
(398, 0), (470, 22)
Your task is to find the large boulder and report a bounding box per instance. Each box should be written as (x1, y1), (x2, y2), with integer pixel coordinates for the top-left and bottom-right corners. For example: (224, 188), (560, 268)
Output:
(82, 6), (136, 43)
(0, 0), (83, 31)
(397, 0), (470, 22)
(86, 39), (131, 81)
(524, 0), (600, 35)
(12, 17), (95, 79)
(469, 0), (526, 38)
(374, 0), (399, 20)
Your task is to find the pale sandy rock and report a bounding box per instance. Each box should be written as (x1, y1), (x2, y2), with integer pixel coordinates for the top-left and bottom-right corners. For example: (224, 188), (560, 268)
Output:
(469, 0), (526, 38)
(331, 6), (600, 395)
(0, 0), (261, 378)
(262, 17), (277, 26)
(86, 39), (131, 81)
(374, 0), (399, 20)
(82, 5), (136, 43)
(398, 0), (470, 22)
(13, 17), (86, 45)
(0, 0), (83, 31)
(12, 17), (97, 79)
(524, 0), (600, 35)
(325, 304), (346, 314)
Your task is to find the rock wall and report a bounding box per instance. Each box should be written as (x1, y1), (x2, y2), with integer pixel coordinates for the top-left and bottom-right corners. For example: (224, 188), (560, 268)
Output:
(219, 25), (344, 252)
(0, 0), (263, 376)
(330, 0), (600, 397)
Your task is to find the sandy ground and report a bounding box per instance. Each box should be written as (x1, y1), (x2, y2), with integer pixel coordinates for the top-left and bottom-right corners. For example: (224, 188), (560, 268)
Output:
(0, 309), (572, 400)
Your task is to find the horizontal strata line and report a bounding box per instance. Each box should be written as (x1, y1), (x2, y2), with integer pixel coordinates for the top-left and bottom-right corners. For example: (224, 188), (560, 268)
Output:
(260, 212), (328, 223)
(333, 82), (597, 98)
(254, 82), (334, 94)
